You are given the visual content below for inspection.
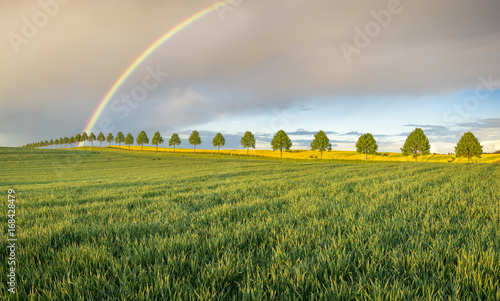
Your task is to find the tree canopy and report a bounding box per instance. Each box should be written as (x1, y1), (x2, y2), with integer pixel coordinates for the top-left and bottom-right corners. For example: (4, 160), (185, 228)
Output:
(124, 133), (134, 149)
(310, 130), (332, 159)
(136, 131), (149, 150)
(75, 134), (81, 147)
(97, 132), (105, 147)
(88, 132), (96, 147)
(189, 131), (202, 152)
(455, 132), (483, 163)
(169, 133), (181, 152)
(115, 132), (125, 148)
(152, 131), (164, 152)
(240, 131), (256, 155)
(356, 133), (378, 161)
(107, 133), (114, 145)
(401, 128), (430, 162)
(81, 132), (88, 146)
(271, 130), (292, 158)
(212, 133), (225, 154)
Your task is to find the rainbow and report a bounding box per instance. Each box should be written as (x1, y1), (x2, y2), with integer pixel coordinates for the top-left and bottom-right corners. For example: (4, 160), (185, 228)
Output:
(82, 0), (235, 136)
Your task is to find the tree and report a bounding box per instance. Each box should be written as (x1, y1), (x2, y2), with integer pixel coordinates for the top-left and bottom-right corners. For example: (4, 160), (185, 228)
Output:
(240, 131), (256, 155)
(169, 133), (181, 152)
(54, 138), (59, 148)
(58, 137), (64, 147)
(115, 131), (125, 148)
(75, 134), (81, 147)
(401, 128), (431, 162)
(63, 137), (69, 148)
(69, 136), (74, 147)
(136, 131), (149, 151)
(107, 133), (114, 146)
(455, 131), (483, 163)
(212, 133), (225, 154)
(310, 130), (332, 159)
(124, 133), (134, 150)
(88, 132), (96, 147)
(271, 130), (292, 158)
(189, 131), (202, 152)
(152, 131), (164, 152)
(97, 132), (105, 147)
(81, 132), (88, 147)
(356, 133), (378, 161)
(49, 139), (54, 148)
(44, 140), (49, 148)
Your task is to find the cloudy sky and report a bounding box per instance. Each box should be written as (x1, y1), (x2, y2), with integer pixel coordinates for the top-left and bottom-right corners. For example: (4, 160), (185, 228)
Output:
(1, 0), (500, 153)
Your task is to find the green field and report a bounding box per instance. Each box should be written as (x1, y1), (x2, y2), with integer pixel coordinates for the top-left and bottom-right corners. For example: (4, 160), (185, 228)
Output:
(1, 147), (499, 300)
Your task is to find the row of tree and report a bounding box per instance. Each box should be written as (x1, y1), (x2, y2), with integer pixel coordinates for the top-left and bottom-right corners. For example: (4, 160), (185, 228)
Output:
(22, 128), (483, 162)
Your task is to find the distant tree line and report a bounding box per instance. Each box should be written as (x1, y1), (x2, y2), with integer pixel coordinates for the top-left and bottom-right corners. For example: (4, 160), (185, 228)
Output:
(22, 128), (484, 162)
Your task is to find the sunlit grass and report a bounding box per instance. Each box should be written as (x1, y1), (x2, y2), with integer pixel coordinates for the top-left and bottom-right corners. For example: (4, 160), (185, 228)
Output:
(1, 147), (499, 299)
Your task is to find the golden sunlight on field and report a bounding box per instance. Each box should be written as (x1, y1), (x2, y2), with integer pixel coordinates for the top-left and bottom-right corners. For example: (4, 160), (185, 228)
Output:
(107, 146), (500, 163)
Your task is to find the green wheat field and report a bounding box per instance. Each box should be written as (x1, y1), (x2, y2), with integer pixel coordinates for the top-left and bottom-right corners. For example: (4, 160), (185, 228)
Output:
(1, 147), (499, 300)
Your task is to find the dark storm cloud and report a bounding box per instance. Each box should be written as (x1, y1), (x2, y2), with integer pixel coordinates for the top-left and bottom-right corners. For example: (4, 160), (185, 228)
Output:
(1, 0), (500, 146)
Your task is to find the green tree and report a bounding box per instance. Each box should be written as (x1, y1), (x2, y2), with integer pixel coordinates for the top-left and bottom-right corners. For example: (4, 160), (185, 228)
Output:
(63, 137), (69, 147)
(69, 136), (75, 147)
(356, 133), (378, 161)
(310, 130), (332, 159)
(455, 131), (483, 163)
(189, 131), (202, 152)
(124, 133), (134, 150)
(107, 133), (114, 146)
(81, 132), (88, 147)
(54, 138), (59, 148)
(49, 139), (54, 148)
(212, 133), (225, 154)
(169, 133), (181, 152)
(44, 140), (49, 148)
(271, 130), (292, 158)
(75, 134), (81, 147)
(240, 131), (256, 155)
(115, 131), (125, 148)
(136, 131), (149, 151)
(88, 132), (96, 147)
(152, 131), (164, 152)
(401, 128), (431, 162)
(97, 132), (105, 147)
(58, 138), (64, 147)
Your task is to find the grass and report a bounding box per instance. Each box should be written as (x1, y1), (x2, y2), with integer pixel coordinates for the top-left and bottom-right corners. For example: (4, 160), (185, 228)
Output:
(1, 147), (499, 299)
(106, 145), (500, 163)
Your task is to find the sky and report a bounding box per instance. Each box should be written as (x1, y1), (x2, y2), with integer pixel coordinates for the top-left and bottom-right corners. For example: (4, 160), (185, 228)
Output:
(1, 0), (500, 153)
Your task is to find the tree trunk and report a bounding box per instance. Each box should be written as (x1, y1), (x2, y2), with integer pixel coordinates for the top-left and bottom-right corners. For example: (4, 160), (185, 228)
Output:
(156, 144), (158, 152)
(280, 149), (282, 158)
(468, 153), (470, 163)
(141, 143), (143, 151)
(415, 154), (418, 162)
(365, 152), (367, 161)
(174, 145), (176, 152)
(247, 147), (249, 155)
(194, 145), (196, 153)
(218, 145), (220, 154)
(320, 150), (323, 159)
